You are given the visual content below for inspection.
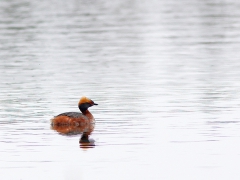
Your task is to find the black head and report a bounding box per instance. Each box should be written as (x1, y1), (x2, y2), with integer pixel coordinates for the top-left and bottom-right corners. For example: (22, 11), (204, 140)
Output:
(78, 96), (98, 112)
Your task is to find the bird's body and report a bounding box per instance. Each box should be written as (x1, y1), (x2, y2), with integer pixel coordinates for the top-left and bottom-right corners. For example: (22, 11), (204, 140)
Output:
(51, 96), (97, 126)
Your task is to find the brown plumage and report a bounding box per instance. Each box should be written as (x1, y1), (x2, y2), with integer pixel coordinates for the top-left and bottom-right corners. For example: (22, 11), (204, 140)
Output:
(51, 96), (98, 126)
(51, 120), (95, 135)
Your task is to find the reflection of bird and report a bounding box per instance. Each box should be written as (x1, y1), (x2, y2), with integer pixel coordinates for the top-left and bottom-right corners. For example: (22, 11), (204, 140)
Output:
(51, 122), (95, 136)
(79, 132), (95, 148)
(51, 96), (98, 126)
(51, 123), (95, 148)
(51, 121), (95, 148)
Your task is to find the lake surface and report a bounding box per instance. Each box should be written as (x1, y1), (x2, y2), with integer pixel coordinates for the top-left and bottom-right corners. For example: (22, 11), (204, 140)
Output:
(1, 0), (240, 179)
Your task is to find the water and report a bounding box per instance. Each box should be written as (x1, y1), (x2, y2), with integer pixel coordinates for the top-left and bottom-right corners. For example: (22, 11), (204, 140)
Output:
(1, 0), (240, 179)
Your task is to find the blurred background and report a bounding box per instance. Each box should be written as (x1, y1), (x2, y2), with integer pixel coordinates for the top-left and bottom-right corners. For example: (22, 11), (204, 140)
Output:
(0, 0), (240, 179)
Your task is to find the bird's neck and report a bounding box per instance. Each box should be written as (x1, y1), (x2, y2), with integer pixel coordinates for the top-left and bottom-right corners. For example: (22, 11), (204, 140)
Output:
(83, 109), (94, 120)
(81, 109), (89, 115)
(79, 103), (89, 113)
(79, 103), (94, 120)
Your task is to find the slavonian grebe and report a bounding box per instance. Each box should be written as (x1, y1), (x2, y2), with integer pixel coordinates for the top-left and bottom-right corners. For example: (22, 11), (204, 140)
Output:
(51, 96), (98, 126)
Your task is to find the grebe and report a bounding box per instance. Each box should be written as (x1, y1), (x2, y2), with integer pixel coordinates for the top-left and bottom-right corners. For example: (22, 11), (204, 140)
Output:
(51, 96), (98, 126)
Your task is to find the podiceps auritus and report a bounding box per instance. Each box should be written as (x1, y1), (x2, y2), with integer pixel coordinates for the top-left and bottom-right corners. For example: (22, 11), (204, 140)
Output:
(51, 96), (98, 126)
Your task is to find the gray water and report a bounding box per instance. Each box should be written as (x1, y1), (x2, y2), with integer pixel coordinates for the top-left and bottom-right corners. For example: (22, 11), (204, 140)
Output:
(1, 0), (240, 179)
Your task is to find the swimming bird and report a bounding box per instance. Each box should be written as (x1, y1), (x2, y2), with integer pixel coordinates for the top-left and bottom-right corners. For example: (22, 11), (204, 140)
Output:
(51, 96), (98, 126)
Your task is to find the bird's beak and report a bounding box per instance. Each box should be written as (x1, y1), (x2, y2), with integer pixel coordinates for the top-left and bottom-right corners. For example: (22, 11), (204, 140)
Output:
(93, 103), (98, 105)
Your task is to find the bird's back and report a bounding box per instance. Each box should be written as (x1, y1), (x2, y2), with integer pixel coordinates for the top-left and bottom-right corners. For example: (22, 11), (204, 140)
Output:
(51, 112), (88, 126)
(56, 112), (83, 118)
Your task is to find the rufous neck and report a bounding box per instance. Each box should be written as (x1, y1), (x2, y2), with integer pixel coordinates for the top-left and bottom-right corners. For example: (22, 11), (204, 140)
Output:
(82, 109), (90, 115)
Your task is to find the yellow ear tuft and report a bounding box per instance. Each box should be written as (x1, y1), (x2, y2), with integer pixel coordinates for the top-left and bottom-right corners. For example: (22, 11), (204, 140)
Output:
(78, 96), (92, 105)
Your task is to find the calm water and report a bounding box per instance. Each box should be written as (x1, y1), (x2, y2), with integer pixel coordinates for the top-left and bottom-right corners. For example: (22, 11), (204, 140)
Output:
(1, 0), (240, 179)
